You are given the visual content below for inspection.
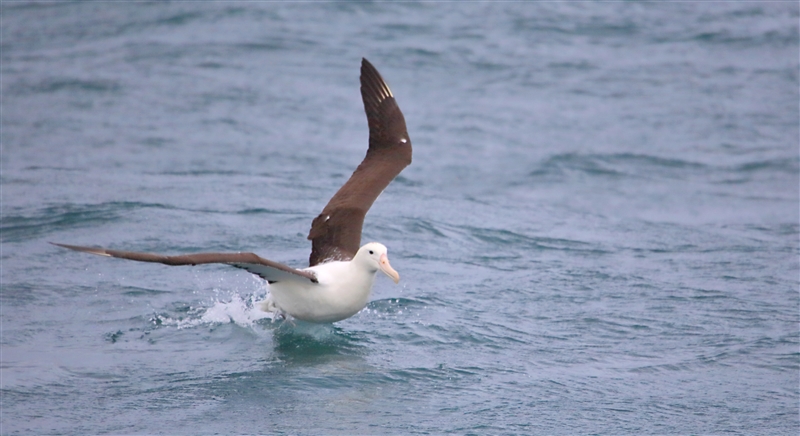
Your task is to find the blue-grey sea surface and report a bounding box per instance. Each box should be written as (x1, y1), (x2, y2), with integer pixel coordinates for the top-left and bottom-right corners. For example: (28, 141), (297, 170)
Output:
(2, 2), (798, 435)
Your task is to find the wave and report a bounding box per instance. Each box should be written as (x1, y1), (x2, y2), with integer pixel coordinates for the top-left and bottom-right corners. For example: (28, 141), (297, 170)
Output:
(1, 201), (168, 243)
(7, 78), (122, 96)
(528, 152), (706, 180)
(527, 152), (799, 182)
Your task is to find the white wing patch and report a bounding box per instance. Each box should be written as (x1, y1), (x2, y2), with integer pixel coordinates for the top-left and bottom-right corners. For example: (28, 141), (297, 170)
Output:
(231, 263), (317, 284)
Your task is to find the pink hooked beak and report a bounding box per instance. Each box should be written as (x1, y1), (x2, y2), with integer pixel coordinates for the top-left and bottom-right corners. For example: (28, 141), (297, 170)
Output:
(379, 253), (400, 284)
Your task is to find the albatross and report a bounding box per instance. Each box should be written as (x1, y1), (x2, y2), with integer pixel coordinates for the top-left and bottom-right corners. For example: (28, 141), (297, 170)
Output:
(53, 58), (412, 323)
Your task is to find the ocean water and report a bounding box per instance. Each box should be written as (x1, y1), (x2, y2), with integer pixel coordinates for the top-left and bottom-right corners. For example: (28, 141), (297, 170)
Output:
(1, 2), (798, 434)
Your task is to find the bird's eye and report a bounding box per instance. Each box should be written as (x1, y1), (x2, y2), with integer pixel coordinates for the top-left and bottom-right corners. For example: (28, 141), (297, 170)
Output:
(369, 250), (374, 255)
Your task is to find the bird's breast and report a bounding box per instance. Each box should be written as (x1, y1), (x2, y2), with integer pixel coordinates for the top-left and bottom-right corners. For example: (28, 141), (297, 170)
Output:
(268, 262), (376, 323)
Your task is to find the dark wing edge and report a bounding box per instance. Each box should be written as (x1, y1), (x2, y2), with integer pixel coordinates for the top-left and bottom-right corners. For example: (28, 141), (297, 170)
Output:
(306, 58), (412, 266)
(50, 242), (318, 283)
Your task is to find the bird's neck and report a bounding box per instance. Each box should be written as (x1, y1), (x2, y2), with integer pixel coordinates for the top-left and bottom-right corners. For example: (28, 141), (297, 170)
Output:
(343, 259), (377, 297)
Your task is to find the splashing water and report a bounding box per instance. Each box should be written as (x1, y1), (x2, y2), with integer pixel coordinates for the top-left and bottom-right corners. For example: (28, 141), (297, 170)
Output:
(152, 288), (276, 330)
(200, 292), (275, 325)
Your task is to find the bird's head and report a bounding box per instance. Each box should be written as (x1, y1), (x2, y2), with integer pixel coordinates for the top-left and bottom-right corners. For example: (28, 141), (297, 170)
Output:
(355, 242), (400, 284)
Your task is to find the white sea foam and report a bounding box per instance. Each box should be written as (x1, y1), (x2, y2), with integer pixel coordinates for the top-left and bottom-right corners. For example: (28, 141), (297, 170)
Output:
(200, 292), (274, 326)
(153, 286), (278, 330)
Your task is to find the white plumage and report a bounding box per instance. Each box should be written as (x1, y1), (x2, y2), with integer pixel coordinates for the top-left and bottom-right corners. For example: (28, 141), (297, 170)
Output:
(261, 242), (399, 323)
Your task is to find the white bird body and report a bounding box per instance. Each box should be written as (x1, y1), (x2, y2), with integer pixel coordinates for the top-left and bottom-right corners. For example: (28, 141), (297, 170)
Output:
(263, 242), (398, 323)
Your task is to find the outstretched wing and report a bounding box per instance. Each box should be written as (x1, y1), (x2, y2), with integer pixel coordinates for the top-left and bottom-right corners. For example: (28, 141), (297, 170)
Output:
(51, 242), (317, 284)
(307, 58), (412, 266)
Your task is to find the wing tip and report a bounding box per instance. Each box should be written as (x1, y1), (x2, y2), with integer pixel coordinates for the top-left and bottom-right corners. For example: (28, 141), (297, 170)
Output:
(50, 242), (112, 257)
(360, 57), (394, 103)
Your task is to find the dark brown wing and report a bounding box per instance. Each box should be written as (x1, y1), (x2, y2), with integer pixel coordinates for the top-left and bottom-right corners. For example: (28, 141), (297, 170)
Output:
(307, 58), (412, 266)
(51, 242), (317, 283)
